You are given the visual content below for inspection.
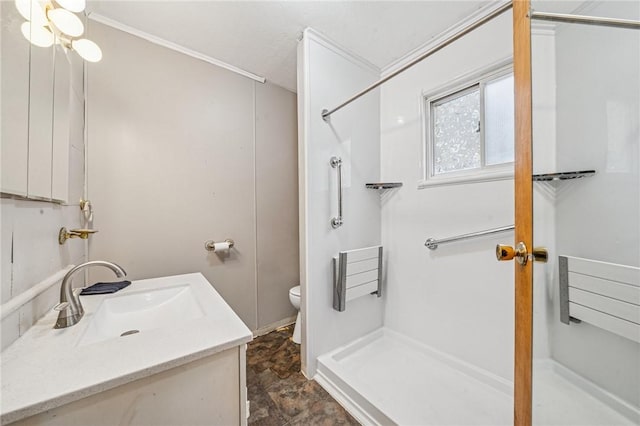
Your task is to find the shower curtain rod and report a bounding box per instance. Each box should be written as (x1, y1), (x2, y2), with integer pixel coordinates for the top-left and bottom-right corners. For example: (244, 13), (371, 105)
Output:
(529, 11), (640, 30)
(321, 1), (513, 121)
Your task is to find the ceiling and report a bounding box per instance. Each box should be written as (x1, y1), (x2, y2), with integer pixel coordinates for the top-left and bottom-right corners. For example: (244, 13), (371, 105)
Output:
(86, 1), (497, 92)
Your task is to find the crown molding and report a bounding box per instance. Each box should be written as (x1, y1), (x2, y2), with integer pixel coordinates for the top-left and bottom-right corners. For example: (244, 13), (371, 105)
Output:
(87, 12), (266, 84)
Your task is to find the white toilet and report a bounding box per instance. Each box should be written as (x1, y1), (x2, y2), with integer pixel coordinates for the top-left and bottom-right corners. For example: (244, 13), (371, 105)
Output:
(288, 285), (301, 344)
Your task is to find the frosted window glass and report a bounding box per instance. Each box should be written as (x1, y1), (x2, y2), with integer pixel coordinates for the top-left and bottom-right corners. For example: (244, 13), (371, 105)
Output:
(484, 75), (514, 165)
(432, 88), (481, 174)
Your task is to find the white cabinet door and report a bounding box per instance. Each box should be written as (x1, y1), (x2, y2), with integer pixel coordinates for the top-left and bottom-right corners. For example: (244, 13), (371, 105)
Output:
(0, 3), (30, 196)
(52, 46), (71, 203)
(27, 42), (55, 200)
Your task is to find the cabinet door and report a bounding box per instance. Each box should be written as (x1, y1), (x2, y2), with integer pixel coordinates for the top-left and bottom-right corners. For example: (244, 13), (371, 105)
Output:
(0, 2), (30, 196)
(52, 46), (71, 202)
(27, 40), (55, 200)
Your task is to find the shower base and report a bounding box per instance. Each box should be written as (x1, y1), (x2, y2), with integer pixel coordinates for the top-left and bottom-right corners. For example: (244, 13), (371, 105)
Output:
(316, 328), (638, 425)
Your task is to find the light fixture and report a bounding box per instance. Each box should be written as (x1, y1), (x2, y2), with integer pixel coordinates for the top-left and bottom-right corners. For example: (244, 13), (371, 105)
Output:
(15, 0), (48, 27)
(55, 0), (86, 13)
(47, 8), (84, 37)
(20, 22), (54, 47)
(72, 39), (102, 62)
(15, 0), (102, 63)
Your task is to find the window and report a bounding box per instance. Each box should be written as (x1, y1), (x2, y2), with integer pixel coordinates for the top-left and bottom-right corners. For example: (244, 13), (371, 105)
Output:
(422, 65), (514, 186)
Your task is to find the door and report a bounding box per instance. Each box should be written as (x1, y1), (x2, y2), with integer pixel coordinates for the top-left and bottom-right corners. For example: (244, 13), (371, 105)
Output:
(506, 1), (640, 425)
(509, 2), (535, 424)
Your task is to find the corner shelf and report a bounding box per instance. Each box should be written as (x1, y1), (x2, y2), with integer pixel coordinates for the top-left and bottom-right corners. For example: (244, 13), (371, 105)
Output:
(365, 182), (403, 190)
(533, 170), (595, 182)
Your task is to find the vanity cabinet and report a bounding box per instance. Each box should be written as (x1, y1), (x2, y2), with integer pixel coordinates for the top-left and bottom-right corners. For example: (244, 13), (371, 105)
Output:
(10, 346), (248, 426)
(1, 273), (252, 426)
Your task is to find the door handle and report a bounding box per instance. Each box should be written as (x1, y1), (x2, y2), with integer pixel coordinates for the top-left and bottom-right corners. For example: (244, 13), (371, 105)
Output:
(496, 242), (548, 265)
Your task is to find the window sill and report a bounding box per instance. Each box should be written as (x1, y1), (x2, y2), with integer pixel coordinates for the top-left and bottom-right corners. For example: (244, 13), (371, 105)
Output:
(418, 170), (513, 189)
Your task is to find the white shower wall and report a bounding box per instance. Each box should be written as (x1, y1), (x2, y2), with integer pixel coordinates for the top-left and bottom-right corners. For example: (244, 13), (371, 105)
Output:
(380, 11), (516, 381)
(297, 29), (383, 377)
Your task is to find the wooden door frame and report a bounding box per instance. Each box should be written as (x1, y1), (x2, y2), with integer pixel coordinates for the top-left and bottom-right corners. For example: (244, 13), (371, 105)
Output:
(513, 1), (533, 425)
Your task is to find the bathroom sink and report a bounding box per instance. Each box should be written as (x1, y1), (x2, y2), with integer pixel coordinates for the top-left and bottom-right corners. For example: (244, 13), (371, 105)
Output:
(1, 273), (253, 425)
(78, 284), (205, 346)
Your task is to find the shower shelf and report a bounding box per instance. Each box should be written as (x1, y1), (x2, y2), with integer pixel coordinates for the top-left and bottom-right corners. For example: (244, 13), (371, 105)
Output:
(365, 182), (403, 189)
(533, 170), (595, 182)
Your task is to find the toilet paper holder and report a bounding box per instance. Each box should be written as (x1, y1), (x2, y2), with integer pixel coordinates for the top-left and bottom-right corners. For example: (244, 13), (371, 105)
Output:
(204, 238), (235, 252)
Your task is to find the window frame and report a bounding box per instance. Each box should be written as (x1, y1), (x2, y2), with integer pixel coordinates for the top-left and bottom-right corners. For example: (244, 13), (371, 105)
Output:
(420, 60), (514, 188)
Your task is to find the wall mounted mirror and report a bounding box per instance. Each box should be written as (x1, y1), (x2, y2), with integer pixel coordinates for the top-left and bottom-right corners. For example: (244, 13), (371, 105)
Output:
(1, 2), (73, 204)
(1, 1), (30, 196)
(27, 23), (55, 200)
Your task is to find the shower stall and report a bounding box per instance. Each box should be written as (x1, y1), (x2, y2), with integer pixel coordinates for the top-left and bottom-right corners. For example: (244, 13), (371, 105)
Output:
(297, 1), (639, 424)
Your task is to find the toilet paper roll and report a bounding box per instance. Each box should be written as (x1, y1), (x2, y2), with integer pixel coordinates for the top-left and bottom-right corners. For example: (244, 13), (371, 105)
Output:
(213, 242), (230, 253)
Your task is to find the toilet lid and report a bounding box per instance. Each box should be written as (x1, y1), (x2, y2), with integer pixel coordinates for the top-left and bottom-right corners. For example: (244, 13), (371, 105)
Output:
(289, 286), (300, 297)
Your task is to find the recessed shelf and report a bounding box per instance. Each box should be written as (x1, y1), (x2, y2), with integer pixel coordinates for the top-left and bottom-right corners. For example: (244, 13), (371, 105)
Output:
(533, 170), (595, 182)
(365, 182), (403, 189)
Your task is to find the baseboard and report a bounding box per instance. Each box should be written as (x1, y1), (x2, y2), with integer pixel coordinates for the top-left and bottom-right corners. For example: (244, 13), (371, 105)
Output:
(252, 315), (297, 338)
(314, 370), (390, 426)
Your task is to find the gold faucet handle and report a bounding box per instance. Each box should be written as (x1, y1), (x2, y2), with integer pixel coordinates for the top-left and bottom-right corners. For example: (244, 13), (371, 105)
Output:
(70, 229), (98, 239)
(59, 227), (98, 244)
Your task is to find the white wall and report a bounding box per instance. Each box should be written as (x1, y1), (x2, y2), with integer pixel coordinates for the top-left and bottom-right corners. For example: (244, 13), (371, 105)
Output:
(86, 21), (298, 332)
(380, 11), (515, 381)
(298, 29), (383, 377)
(0, 50), (86, 350)
(548, 1), (640, 407)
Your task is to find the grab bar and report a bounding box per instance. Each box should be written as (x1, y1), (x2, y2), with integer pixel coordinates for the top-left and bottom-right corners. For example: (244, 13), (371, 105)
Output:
(330, 156), (343, 228)
(425, 225), (514, 250)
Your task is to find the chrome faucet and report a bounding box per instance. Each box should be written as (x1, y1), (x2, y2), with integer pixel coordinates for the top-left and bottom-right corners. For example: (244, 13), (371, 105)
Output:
(54, 261), (127, 329)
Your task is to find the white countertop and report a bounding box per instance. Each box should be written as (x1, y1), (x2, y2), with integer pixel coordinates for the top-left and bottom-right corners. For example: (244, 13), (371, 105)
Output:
(0, 273), (252, 425)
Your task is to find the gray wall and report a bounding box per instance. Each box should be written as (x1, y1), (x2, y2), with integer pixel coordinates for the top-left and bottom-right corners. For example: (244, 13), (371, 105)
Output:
(256, 83), (300, 328)
(86, 21), (298, 331)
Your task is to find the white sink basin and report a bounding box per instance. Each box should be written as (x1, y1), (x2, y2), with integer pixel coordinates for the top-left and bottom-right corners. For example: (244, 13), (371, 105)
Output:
(1, 273), (253, 426)
(78, 284), (205, 346)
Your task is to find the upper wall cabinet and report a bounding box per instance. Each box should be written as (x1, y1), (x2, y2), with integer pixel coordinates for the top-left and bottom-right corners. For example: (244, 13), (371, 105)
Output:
(1, 2), (30, 196)
(27, 30), (56, 200)
(1, 3), (74, 204)
(52, 46), (73, 202)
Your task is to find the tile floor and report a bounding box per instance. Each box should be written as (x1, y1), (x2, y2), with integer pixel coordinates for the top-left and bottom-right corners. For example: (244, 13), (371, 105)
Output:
(247, 325), (359, 426)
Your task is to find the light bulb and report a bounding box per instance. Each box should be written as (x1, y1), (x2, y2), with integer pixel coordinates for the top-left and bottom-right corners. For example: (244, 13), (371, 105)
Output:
(55, 0), (85, 13)
(72, 38), (102, 62)
(15, 0), (30, 20)
(20, 21), (54, 47)
(15, 0), (49, 27)
(47, 8), (84, 37)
